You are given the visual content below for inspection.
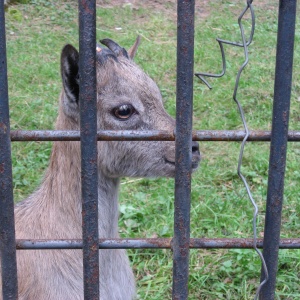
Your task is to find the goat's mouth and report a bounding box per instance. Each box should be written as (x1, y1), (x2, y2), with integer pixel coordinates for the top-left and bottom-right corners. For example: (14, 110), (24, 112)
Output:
(164, 158), (200, 171)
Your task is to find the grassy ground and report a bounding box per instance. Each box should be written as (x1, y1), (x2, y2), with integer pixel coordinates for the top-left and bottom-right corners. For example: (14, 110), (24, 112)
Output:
(4, 0), (300, 299)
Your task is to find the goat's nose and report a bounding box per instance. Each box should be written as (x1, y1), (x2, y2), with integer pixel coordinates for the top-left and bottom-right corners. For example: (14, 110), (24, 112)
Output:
(192, 141), (200, 154)
(191, 141), (201, 169)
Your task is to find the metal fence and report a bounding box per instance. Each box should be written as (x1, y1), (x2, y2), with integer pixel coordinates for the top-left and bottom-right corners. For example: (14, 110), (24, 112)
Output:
(0, 0), (298, 299)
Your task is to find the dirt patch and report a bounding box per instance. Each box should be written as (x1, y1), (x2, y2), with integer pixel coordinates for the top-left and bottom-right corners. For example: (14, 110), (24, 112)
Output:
(97, 0), (277, 19)
(97, 0), (211, 19)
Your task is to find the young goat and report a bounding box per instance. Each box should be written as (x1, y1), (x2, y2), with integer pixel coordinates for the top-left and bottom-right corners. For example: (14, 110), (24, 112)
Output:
(0, 38), (201, 300)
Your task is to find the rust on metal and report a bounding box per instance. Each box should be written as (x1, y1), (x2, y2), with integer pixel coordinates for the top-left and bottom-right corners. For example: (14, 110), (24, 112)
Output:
(15, 238), (300, 250)
(10, 129), (300, 142)
(0, 0), (19, 297)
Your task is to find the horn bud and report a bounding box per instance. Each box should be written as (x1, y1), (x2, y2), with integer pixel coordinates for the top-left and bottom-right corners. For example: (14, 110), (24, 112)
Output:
(100, 39), (129, 58)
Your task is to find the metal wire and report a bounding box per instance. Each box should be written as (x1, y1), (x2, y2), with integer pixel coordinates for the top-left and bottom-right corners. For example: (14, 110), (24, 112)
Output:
(195, 0), (255, 89)
(195, 1), (268, 298)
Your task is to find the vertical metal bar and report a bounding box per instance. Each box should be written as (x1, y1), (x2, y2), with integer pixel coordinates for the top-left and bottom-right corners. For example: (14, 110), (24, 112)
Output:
(78, 0), (99, 299)
(259, 0), (297, 299)
(172, 1), (195, 299)
(0, 1), (19, 298)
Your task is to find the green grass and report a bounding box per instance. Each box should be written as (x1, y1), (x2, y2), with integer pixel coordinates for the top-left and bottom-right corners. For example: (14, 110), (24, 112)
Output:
(5, 0), (300, 299)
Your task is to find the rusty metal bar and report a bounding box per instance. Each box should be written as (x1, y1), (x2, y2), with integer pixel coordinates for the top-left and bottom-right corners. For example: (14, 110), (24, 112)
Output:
(259, 0), (297, 299)
(0, 0), (19, 298)
(10, 130), (175, 141)
(15, 238), (300, 250)
(173, 1), (195, 299)
(78, 0), (99, 299)
(9, 129), (300, 142)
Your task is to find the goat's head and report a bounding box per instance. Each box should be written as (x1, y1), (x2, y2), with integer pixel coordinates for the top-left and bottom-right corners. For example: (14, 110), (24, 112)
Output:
(59, 37), (200, 178)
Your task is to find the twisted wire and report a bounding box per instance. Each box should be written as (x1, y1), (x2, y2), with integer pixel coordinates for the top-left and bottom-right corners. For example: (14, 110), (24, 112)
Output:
(195, 1), (268, 298)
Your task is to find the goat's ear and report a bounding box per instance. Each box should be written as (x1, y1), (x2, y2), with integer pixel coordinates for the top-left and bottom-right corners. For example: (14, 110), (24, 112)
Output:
(128, 36), (141, 60)
(60, 44), (80, 120)
(61, 44), (79, 105)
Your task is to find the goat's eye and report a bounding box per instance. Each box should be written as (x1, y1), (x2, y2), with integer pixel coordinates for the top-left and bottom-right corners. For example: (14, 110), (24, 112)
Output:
(113, 104), (135, 120)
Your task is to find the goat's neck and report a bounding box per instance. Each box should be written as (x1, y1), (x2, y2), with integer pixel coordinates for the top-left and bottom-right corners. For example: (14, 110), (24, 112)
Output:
(38, 139), (120, 238)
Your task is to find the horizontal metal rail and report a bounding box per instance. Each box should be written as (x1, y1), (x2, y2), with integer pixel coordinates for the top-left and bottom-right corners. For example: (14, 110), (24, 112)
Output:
(9, 130), (300, 142)
(15, 238), (300, 249)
